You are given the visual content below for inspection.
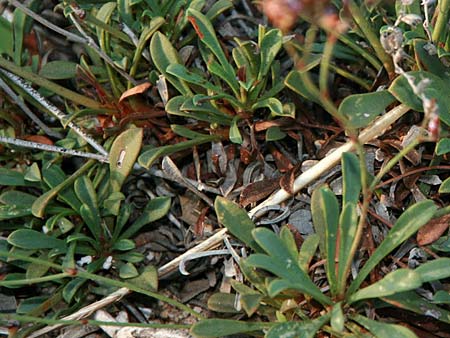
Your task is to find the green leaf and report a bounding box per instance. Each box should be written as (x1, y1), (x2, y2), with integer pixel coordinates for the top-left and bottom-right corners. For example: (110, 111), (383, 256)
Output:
(0, 168), (26, 186)
(298, 233), (319, 272)
(348, 200), (437, 295)
(252, 97), (284, 116)
(266, 314), (330, 338)
(207, 60), (240, 97)
(32, 165), (86, 219)
(165, 95), (233, 126)
(190, 319), (267, 337)
(186, 9), (237, 89)
(247, 228), (332, 305)
(207, 293), (240, 313)
(138, 135), (219, 169)
(74, 176), (98, 211)
(331, 302), (345, 332)
(24, 163), (41, 182)
(435, 138), (450, 155)
(388, 70), (450, 126)
(103, 191), (125, 216)
(119, 196), (171, 239)
(150, 32), (192, 96)
(109, 128), (143, 193)
(119, 262), (139, 278)
(39, 61), (78, 79)
(311, 186), (339, 295)
(439, 177), (450, 193)
(42, 165), (81, 212)
(8, 229), (65, 251)
(413, 39), (450, 84)
(266, 126), (287, 141)
(338, 91), (396, 129)
(79, 204), (102, 241)
(16, 296), (49, 314)
(229, 116), (242, 144)
(127, 265), (158, 291)
(383, 291), (450, 324)
(0, 191), (36, 207)
(285, 70), (321, 104)
(414, 258), (450, 283)
(0, 17), (13, 57)
(166, 63), (222, 93)
(342, 152), (361, 205)
(112, 239), (135, 251)
(349, 269), (422, 303)
(0, 205), (32, 220)
(352, 314), (418, 338)
(337, 202), (358, 293)
(433, 290), (450, 304)
(230, 280), (263, 316)
(171, 124), (210, 139)
(259, 28), (283, 80)
(214, 197), (261, 252)
(63, 277), (86, 303)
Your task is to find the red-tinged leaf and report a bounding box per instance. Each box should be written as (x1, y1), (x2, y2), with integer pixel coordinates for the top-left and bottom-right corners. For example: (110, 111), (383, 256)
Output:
(240, 178), (278, 208)
(24, 135), (54, 145)
(417, 214), (450, 246)
(119, 82), (151, 102)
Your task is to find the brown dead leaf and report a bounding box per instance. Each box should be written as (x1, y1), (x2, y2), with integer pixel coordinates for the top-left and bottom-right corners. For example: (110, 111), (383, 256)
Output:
(24, 135), (54, 145)
(240, 178), (278, 207)
(269, 144), (294, 173)
(417, 214), (450, 246)
(279, 164), (301, 194)
(119, 82), (151, 102)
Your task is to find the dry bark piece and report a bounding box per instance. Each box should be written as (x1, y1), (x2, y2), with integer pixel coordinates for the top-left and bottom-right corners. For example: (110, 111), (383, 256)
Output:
(417, 214), (450, 246)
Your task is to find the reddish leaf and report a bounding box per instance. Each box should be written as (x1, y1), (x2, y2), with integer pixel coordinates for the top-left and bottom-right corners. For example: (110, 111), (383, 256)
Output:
(239, 178), (278, 207)
(24, 135), (53, 145)
(119, 82), (151, 102)
(417, 214), (450, 246)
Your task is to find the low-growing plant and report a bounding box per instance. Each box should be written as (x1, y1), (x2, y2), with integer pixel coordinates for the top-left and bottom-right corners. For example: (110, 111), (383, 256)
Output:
(0, 128), (170, 316)
(190, 152), (450, 337)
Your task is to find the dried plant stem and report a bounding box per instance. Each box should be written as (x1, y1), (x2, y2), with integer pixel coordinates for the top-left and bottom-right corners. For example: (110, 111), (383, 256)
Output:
(0, 76), (63, 138)
(0, 136), (109, 162)
(0, 69), (108, 157)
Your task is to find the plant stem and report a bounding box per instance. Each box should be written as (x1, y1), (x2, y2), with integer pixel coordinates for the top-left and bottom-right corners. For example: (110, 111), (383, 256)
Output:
(0, 273), (70, 286)
(319, 34), (337, 96)
(432, 0), (450, 43)
(369, 138), (421, 191)
(0, 249), (204, 320)
(338, 33), (382, 71)
(0, 313), (191, 330)
(338, 139), (371, 298)
(0, 136), (109, 162)
(347, 0), (395, 78)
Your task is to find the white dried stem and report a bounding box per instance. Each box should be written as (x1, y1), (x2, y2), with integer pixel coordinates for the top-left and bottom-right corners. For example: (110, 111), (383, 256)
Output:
(0, 136), (109, 162)
(0, 75), (63, 138)
(0, 69), (109, 157)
